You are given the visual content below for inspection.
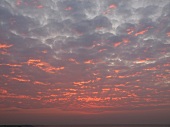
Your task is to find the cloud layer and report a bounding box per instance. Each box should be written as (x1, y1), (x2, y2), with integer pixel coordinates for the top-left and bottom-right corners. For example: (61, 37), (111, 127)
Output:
(0, 0), (170, 113)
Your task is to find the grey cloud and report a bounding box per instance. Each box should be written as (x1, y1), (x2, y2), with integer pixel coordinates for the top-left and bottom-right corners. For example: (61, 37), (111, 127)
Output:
(136, 5), (158, 17)
(92, 16), (112, 29)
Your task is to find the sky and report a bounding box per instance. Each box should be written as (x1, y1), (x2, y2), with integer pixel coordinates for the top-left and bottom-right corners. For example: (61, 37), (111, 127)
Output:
(0, 0), (170, 125)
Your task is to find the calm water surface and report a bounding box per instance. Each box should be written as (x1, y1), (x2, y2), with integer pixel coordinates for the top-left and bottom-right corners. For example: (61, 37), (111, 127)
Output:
(1, 125), (169, 127)
(35, 125), (170, 127)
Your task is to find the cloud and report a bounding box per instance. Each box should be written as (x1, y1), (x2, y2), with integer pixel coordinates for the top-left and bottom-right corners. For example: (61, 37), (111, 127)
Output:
(0, 0), (170, 113)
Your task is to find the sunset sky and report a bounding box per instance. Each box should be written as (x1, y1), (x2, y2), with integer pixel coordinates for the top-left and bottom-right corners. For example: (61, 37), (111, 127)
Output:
(0, 0), (170, 125)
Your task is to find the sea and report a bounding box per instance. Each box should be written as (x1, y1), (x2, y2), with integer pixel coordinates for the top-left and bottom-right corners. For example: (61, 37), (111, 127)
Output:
(0, 125), (170, 127)
(40, 125), (170, 127)
(36, 125), (170, 127)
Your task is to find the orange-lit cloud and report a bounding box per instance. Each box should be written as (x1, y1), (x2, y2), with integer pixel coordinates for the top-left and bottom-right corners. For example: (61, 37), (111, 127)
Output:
(0, 64), (21, 67)
(42, 50), (48, 54)
(106, 75), (112, 79)
(144, 67), (157, 71)
(109, 4), (117, 9)
(167, 32), (170, 37)
(12, 77), (30, 82)
(122, 38), (130, 44)
(114, 42), (121, 47)
(65, 6), (72, 11)
(16, 0), (22, 6)
(37, 5), (43, 9)
(73, 80), (92, 86)
(135, 29), (148, 36)
(0, 43), (12, 55)
(114, 70), (120, 73)
(127, 28), (134, 35)
(84, 60), (95, 64)
(0, 44), (13, 49)
(33, 81), (47, 85)
(69, 58), (79, 64)
(98, 49), (107, 52)
(0, 88), (8, 94)
(77, 97), (107, 102)
(103, 3), (117, 15)
(27, 59), (64, 73)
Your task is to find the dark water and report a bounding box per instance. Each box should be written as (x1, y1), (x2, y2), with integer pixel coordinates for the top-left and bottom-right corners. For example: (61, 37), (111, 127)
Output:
(0, 125), (169, 127)
(35, 125), (170, 127)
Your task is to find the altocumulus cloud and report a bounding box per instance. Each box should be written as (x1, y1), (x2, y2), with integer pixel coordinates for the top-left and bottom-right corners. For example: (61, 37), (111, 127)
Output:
(0, 0), (170, 113)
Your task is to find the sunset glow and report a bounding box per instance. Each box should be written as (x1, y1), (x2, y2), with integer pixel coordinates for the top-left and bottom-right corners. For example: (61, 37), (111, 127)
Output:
(0, 0), (170, 125)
